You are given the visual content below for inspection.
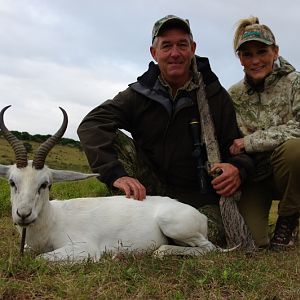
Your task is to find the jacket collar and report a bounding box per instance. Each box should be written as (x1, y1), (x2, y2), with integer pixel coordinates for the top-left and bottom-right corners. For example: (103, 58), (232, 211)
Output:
(135, 55), (219, 90)
(129, 55), (221, 113)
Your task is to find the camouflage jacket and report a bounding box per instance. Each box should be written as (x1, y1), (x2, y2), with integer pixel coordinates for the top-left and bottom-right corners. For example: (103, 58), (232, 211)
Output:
(228, 57), (300, 153)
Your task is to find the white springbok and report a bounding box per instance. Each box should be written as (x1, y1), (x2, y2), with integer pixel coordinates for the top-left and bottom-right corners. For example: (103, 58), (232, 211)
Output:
(0, 106), (216, 261)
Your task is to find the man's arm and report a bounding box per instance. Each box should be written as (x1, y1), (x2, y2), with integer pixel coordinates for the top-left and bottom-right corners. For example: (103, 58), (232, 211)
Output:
(77, 89), (133, 187)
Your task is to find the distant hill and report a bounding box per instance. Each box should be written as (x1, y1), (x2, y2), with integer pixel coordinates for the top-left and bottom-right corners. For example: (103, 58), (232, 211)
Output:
(0, 132), (90, 172)
(0, 130), (81, 149)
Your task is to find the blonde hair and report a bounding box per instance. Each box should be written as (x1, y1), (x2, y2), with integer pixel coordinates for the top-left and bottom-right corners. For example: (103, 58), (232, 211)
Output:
(233, 16), (276, 53)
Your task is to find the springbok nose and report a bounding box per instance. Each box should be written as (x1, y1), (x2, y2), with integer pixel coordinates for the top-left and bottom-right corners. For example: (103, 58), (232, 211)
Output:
(17, 208), (32, 220)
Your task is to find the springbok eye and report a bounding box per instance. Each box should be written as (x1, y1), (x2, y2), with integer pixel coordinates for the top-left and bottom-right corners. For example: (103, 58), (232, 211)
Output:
(9, 180), (15, 187)
(38, 181), (49, 193)
(9, 180), (17, 193)
(9, 180), (16, 190)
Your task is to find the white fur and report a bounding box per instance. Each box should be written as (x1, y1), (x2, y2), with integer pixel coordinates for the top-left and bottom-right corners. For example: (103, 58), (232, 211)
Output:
(0, 161), (215, 261)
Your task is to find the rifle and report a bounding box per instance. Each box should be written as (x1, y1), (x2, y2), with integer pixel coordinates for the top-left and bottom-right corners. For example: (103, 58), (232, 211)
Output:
(190, 119), (208, 194)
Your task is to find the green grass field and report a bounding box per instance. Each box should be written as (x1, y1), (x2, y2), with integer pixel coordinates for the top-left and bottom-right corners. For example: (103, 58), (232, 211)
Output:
(0, 137), (299, 299)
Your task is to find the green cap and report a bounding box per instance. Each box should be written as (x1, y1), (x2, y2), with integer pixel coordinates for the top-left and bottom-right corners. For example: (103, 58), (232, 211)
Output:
(236, 23), (276, 51)
(152, 15), (192, 43)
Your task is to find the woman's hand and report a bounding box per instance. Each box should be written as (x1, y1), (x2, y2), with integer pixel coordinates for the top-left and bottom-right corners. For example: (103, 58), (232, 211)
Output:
(230, 138), (245, 155)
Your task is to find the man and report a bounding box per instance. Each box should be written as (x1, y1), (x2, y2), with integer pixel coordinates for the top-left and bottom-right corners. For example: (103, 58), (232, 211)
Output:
(77, 15), (254, 246)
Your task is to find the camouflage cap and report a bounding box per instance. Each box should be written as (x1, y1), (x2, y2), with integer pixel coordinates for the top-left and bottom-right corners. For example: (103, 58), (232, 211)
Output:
(236, 23), (276, 51)
(152, 15), (192, 43)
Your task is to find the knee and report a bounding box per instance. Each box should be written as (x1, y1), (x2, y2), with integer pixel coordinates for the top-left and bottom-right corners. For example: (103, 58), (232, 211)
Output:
(271, 139), (300, 170)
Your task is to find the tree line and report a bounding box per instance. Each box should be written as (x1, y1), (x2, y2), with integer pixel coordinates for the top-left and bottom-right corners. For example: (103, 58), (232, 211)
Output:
(0, 130), (82, 150)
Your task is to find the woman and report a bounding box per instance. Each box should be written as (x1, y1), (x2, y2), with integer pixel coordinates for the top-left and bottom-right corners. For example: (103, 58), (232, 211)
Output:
(228, 16), (300, 249)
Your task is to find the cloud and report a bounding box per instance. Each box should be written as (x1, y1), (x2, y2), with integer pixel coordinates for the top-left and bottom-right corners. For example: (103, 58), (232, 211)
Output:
(0, 57), (139, 138)
(0, 0), (299, 139)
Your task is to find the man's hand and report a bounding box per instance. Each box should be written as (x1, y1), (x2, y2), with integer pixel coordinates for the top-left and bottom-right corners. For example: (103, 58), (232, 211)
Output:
(229, 138), (245, 155)
(210, 163), (241, 197)
(113, 176), (146, 200)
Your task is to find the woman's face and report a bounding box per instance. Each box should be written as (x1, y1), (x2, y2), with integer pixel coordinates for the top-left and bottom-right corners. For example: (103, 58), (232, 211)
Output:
(238, 41), (279, 84)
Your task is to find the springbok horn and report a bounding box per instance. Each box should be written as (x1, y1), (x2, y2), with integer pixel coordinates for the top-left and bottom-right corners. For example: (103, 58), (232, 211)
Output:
(33, 107), (68, 170)
(0, 105), (28, 168)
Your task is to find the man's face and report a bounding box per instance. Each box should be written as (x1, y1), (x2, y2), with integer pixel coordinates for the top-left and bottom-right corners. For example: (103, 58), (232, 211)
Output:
(150, 28), (196, 88)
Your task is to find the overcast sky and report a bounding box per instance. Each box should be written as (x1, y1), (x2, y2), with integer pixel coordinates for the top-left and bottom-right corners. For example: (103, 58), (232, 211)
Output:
(0, 0), (299, 140)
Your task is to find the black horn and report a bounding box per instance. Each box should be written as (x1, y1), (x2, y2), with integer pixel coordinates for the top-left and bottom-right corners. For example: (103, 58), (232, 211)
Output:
(33, 107), (68, 170)
(0, 105), (28, 168)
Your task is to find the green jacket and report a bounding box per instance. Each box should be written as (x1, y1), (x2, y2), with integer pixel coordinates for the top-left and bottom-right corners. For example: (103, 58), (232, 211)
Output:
(78, 56), (253, 200)
(228, 57), (300, 153)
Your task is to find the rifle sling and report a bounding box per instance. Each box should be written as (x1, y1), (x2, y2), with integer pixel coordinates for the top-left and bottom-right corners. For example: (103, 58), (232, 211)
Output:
(193, 61), (256, 251)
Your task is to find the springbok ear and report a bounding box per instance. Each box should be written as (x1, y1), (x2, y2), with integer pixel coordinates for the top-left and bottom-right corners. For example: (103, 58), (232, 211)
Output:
(0, 165), (10, 177)
(50, 169), (99, 182)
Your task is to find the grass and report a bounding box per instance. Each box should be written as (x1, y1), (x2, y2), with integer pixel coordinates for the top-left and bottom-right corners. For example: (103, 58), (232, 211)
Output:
(0, 137), (299, 299)
(0, 228), (299, 299)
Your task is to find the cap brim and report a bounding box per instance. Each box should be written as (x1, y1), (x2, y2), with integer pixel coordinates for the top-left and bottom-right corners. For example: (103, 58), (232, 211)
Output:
(236, 38), (273, 51)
